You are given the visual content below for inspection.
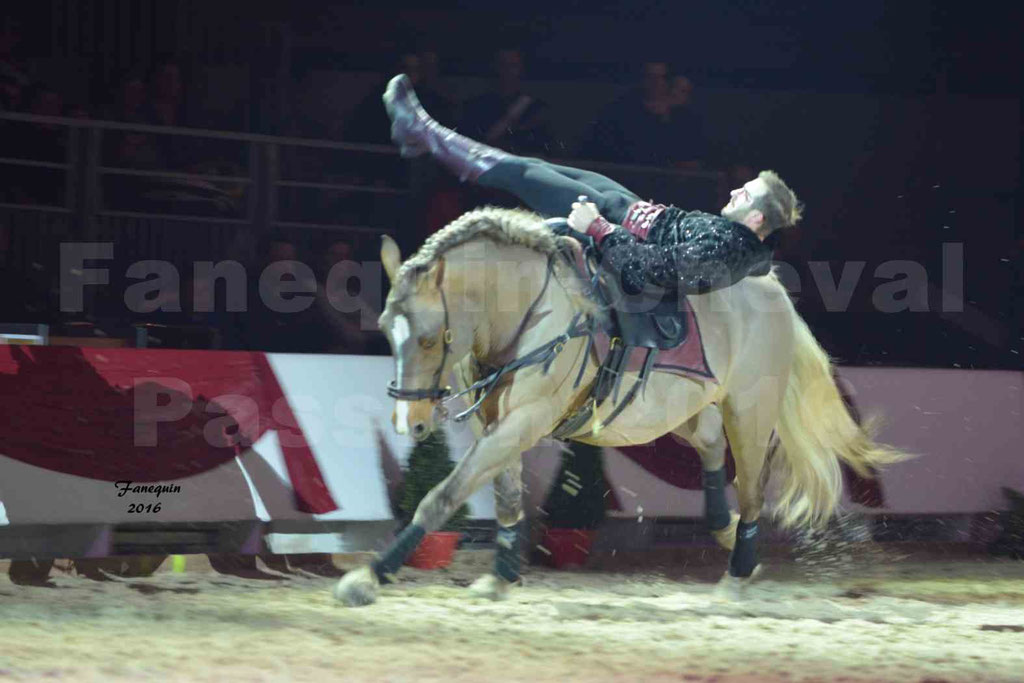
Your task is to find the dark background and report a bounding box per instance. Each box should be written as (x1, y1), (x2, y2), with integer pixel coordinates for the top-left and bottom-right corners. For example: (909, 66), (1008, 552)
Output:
(1, 0), (1021, 369)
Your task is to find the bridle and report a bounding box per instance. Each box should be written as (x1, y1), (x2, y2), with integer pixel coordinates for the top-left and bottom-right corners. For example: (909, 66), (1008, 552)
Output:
(385, 250), (591, 423)
(386, 285), (456, 403)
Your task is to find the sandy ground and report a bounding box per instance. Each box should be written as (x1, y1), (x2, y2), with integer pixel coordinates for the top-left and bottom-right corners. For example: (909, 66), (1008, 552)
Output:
(1, 549), (1023, 683)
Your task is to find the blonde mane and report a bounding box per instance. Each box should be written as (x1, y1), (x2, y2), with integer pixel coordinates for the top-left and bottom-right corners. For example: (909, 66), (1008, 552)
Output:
(394, 206), (600, 318)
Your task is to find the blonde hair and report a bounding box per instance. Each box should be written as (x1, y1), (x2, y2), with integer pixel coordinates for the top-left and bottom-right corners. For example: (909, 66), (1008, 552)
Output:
(757, 170), (803, 232)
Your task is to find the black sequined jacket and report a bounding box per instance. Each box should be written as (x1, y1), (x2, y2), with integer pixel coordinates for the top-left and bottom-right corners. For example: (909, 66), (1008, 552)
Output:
(598, 209), (773, 295)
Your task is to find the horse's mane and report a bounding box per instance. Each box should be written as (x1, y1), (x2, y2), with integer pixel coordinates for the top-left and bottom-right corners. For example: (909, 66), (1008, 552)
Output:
(394, 206), (600, 317)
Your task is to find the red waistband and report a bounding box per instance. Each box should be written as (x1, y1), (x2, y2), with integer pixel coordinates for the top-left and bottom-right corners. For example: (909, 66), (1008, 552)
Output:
(621, 201), (666, 241)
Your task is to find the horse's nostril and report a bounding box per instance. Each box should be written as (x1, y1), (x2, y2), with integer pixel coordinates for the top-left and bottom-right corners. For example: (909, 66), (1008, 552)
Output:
(412, 423), (426, 436)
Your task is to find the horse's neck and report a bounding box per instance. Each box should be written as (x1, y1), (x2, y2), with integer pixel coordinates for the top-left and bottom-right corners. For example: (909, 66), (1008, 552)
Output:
(465, 247), (574, 367)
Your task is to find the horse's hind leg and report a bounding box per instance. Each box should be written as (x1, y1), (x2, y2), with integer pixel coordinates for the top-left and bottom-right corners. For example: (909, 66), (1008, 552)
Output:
(469, 460), (524, 601)
(672, 404), (740, 551)
(718, 381), (779, 590)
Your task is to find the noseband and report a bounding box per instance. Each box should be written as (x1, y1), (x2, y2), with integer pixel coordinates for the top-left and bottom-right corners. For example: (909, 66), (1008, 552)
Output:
(386, 285), (454, 402)
(385, 251), (591, 423)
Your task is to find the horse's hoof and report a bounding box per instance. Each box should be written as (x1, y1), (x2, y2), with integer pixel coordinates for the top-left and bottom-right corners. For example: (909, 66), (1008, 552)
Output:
(711, 512), (741, 551)
(468, 573), (512, 601)
(333, 565), (380, 607)
(713, 564), (763, 602)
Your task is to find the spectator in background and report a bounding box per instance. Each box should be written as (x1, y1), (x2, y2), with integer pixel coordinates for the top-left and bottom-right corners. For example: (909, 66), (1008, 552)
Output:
(0, 70), (22, 111)
(315, 237), (375, 354)
(64, 101), (90, 119)
(101, 69), (163, 210)
(0, 16), (31, 111)
(403, 50), (463, 249)
(145, 57), (186, 128)
(218, 234), (369, 354)
(347, 51), (455, 146)
(106, 68), (148, 124)
(452, 48), (554, 219)
(7, 84), (66, 205)
(581, 62), (707, 168)
(729, 162), (757, 187)
(414, 50), (456, 125)
(140, 56), (193, 171)
(219, 234), (313, 352)
(460, 48), (552, 156)
(346, 50), (460, 252)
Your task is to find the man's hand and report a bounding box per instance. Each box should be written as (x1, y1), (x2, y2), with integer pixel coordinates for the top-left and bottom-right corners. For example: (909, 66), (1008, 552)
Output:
(568, 201), (601, 233)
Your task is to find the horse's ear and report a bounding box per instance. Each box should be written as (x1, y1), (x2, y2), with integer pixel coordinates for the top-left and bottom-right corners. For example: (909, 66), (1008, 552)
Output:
(380, 235), (401, 284)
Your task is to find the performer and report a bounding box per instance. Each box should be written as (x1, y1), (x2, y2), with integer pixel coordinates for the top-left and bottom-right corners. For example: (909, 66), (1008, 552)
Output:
(382, 74), (802, 295)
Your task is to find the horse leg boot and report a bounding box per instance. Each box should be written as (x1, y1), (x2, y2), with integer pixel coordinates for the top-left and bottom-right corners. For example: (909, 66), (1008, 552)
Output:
(470, 462), (524, 601)
(383, 74), (508, 182)
(673, 407), (740, 551)
(333, 460), (486, 607)
(334, 405), (552, 606)
(714, 400), (774, 600)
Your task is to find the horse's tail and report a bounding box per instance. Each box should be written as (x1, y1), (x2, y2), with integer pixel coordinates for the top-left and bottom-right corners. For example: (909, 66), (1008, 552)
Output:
(773, 313), (911, 529)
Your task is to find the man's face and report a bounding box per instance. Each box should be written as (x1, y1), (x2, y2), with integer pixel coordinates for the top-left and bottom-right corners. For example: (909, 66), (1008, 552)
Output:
(642, 62), (669, 100)
(671, 76), (693, 107)
(155, 65), (182, 100)
(721, 177), (769, 223)
(326, 241), (353, 267)
(268, 242), (297, 263)
(496, 50), (523, 84)
(123, 78), (145, 110)
(32, 91), (62, 117)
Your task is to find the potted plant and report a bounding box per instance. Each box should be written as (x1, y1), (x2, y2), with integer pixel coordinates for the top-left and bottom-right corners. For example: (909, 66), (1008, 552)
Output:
(539, 441), (608, 568)
(399, 428), (470, 569)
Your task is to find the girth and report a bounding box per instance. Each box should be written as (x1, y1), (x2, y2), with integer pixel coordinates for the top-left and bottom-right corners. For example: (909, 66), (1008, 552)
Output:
(548, 224), (693, 441)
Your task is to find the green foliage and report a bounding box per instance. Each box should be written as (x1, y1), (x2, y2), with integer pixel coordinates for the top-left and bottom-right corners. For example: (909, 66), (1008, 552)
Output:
(542, 441), (608, 530)
(399, 429), (469, 531)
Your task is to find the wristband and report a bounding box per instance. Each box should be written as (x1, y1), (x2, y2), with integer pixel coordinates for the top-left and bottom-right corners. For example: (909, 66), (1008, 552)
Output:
(586, 215), (616, 244)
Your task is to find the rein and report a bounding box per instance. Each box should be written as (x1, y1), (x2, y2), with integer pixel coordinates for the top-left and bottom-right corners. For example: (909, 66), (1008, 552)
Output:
(440, 253), (590, 423)
(388, 222), (611, 433)
(387, 250), (593, 424)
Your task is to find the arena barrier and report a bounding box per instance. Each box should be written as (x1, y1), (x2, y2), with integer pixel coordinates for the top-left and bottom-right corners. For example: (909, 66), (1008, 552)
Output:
(0, 345), (1021, 557)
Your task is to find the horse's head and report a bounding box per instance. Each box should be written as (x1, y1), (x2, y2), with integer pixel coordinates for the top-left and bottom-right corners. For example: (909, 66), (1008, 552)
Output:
(378, 235), (467, 440)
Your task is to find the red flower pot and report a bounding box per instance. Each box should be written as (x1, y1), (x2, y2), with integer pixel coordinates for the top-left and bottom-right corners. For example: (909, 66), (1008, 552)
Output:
(540, 528), (597, 569)
(405, 531), (461, 570)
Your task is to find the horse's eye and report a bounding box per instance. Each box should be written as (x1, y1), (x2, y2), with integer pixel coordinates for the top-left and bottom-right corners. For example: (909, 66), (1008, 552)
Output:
(418, 335), (437, 349)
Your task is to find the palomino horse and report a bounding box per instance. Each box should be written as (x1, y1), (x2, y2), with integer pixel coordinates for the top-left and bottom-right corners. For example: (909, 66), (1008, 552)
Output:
(335, 207), (908, 606)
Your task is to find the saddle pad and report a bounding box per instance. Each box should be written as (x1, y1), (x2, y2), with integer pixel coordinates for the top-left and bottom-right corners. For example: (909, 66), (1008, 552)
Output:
(591, 295), (717, 383)
(566, 245), (716, 384)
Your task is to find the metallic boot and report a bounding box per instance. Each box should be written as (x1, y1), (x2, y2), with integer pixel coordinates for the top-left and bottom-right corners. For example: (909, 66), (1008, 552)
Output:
(382, 73), (508, 182)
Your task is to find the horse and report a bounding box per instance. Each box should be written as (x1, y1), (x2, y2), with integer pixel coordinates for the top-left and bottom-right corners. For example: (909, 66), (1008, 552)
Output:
(334, 207), (909, 606)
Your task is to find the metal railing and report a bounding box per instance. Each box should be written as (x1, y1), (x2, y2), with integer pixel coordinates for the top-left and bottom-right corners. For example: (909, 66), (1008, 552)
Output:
(0, 110), (407, 238)
(0, 109), (726, 336)
(0, 111), (726, 239)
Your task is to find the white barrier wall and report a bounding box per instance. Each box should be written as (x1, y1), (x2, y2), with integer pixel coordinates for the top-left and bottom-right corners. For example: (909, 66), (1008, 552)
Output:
(1, 349), (1021, 533)
(834, 367), (1024, 514)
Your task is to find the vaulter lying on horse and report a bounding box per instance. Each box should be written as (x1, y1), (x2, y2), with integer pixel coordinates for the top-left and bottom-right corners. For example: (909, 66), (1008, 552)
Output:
(332, 74), (909, 607)
(382, 73), (798, 299)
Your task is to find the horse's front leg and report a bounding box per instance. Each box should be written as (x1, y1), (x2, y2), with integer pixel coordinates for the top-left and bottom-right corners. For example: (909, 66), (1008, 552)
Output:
(468, 460), (523, 601)
(334, 406), (550, 607)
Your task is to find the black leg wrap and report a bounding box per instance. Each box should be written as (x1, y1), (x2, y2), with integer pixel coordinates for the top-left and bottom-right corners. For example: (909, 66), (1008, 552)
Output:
(702, 467), (732, 531)
(728, 520), (760, 578)
(494, 521), (523, 584)
(372, 524), (426, 584)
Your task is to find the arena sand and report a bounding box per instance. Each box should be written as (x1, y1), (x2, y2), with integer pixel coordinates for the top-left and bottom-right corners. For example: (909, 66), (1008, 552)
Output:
(1, 550), (1022, 682)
